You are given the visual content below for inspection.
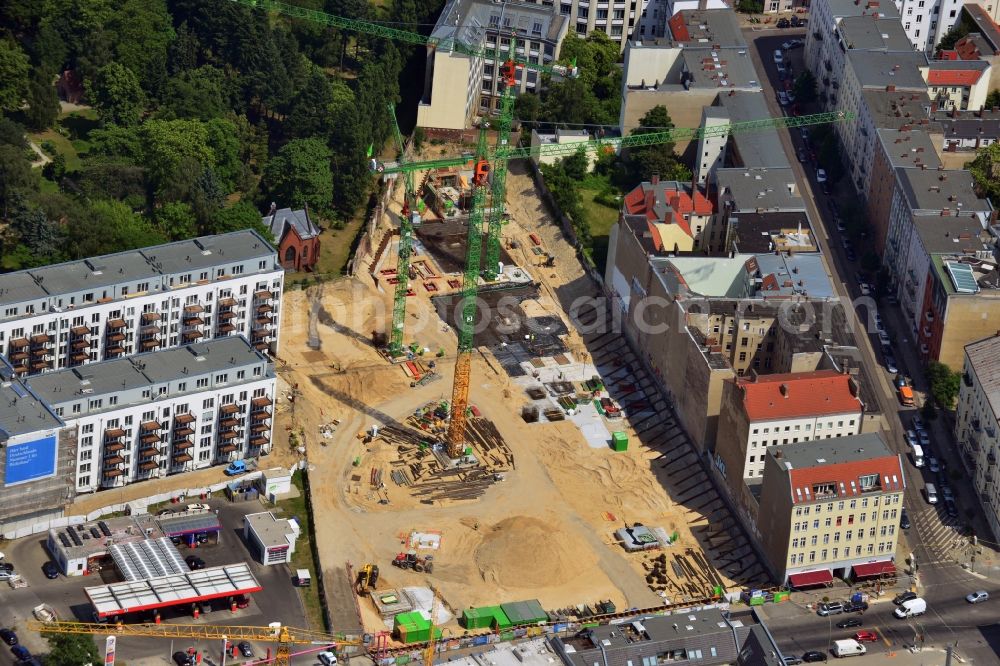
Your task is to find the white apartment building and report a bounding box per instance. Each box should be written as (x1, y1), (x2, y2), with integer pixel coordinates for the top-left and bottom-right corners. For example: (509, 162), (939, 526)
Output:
(956, 334), (1000, 539)
(416, 0), (569, 130)
(25, 337), (276, 494)
(714, 370), (865, 484)
(0, 230), (283, 377)
(805, 0), (900, 78)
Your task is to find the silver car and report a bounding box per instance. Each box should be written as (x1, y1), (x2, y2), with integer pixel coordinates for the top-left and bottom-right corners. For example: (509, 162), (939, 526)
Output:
(967, 591), (989, 604)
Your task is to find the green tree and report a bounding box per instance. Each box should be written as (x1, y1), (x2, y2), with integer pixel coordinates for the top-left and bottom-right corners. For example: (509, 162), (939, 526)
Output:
(68, 200), (168, 257)
(209, 200), (271, 236)
(560, 148), (589, 181)
(285, 66), (336, 140)
(205, 117), (244, 193)
(927, 361), (961, 409)
(45, 633), (101, 666)
(0, 38), (30, 112)
(967, 142), (1000, 202)
(328, 107), (370, 220)
(793, 71), (818, 105)
(43, 153), (67, 181)
(0, 117), (28, 149)
(162, 66), (231, 120)
(10, 204), (64, 261)
(104, 0), (174, 89)
(140, 119), (213, 193)
(89, 62), (146, 126)
(736, 0), (763, 12)
(985, 89), (1000, 109)
(262, 137), (333, 214)
(625, 105), (691, 183)
(156, 201), (199, 239)
(24, 71), (61, 131)
(514, 92), (542, 124)
(0, 145), (33, 218)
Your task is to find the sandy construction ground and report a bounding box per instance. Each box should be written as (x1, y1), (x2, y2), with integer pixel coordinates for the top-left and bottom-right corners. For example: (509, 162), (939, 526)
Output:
(279, 161), (735, 633)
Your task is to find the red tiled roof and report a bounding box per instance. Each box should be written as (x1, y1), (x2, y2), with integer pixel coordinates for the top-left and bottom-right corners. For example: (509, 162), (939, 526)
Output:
(786, 455), (905, 504)
(738, 370), (863, 421)
(927, 69), (983, 86)
(624, 181), (713, 244)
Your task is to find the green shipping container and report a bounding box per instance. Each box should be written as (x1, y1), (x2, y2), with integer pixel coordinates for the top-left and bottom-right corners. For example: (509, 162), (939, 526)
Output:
(461, 606), (511, 630)
(611, 431), (628, 452)
(500, 599), (548, 625)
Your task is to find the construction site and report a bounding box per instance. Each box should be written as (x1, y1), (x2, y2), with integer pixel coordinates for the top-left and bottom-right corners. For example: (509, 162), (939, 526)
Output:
(275, 138), (771, 643)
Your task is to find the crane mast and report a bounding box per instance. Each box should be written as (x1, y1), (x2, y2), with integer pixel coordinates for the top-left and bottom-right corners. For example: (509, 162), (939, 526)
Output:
(483, 36), (519, 282)
(387, 104), (418, 356)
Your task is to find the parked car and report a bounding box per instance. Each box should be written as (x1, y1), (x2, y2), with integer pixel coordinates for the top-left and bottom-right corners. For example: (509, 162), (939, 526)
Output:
(11, 645), (31, 662)
(904, 430), (917, 447)
(929, 457), (940, 473)
(238, 642), (254, 658)
(186, 503), (210, 513)
(918, 430), (931, 447)
(778, 91), (790, 106)
(0, 562), (13, 573)
(783, 657), (803, 666)
(778, 18), (791, 28)
(185, 555), (206, 571)
(945, 498), (959, 518)
(802, 651), (827, 663)
(836, 617), (863, 629)
(318, 651), (338, 665)
(894, 591), (918, 605)
(845, 248), (858, 262)
(791, 14), (803, 26)
(855, 631), (879, 643)
(967, 590), (989, 604)
(816, 168), (828, 183)
(173, 651), (195, 666)
(234, 594), (250, 609)
(877, 330), (890, 346)
(774, 49), (784, 63)
(885, 354), (898, 374)
(900, 509), (911, 529)
(42, 561), (58, 579)
(0, 629), (17, 646)
(0, 570), (14, 581)
(817, 601), (844, 616)
(913, 415), (926, 431)
(860, 283), (871, 296)
(942, 485), (954, 501)
(797, 148), (808, 163)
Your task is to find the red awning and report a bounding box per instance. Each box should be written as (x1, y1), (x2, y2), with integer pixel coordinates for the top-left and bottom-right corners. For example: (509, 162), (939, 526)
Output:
(852, 560), (896, 579)
(788, 569), (834, 588)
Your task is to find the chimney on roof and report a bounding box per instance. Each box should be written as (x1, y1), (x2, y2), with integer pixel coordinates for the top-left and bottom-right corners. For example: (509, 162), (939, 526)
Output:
(651, 172), (660, 185)
(775, 449), (784, 459)
(886, 84), (896, 92)
(269, 202), (277, 217)
(780, 383), (789, 397)
(930, 102), (938, 113)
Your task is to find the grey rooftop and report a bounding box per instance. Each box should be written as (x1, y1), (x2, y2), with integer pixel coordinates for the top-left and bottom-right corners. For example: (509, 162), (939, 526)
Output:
(837, 16), (912, 51)
(769, 432), (892, 468)
(896, 167), (992, 214)
(847, 51), (929, 90)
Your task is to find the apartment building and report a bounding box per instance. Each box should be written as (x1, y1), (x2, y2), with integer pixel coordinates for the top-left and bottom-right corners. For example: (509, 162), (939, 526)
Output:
(0, 231), (283, 377)
(823, 16), (912, 95)
(956, 334), (1000, 538)
(726, 212), (817, 254)
(756, 434), (906, 585)
(930, 108), (1000, 163)
(618, 10), (760, 135)
(882, 167), (995, 365)
(549, 0), (645, 49)
(416, 0), (568, 130)
(0, 363), (75, 534)
(620, 176), (716, 252)
(529, 129), (595, 170)
(24, 337), (276, 494)
(866, 131), (942, 256)
(835, 52), (930, 192)
(805, 0), (900, 78)
(922, 59), (993, 111)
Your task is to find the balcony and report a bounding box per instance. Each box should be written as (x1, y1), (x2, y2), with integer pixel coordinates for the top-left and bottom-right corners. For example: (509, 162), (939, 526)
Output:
(249, 435), (269, 448)
(7, 349), (28, 361)
(183, 315), (204, 326)
(30, 333), (52, 346)
(220, 403), (241, 415)
(172, 439), (194, 450)
(251, 423), (270, 434)
(141, 420), (162, 431)
(139, 448), (160, 461)
(106, 331), (126, 343)
(138, 460), (159, 472)
(103, 468), (124, 479)
(183, 304), (204, 314)
(107, 319), (126, 330)
(218, 443), (239, 454)
(253, 290), (273, 301)
(70, 338), (91, 350)
(217, 323), (236, 335)
(104, 441), (125, 454)
(174, 413), (195, 424)
(30, 359), (52, 371)
(219, 417), (240, 428)
(140, 434), (161, 446)
(139, 338), (161, 350)
(173, 452), (193, 464)
(174, 426), (195, 437)
(9, 337), (28, 350)
(104, 455), (125, 467)
(218, 297), (237, 308)
(217, 310), (238, 321)
(105, 427), (126, 439)
(973, 419), (982, 433)
(256, 303), (273, 314)
(141, 312), (161, 323)
(181, 330), (204, 341)
(70, 325), (90, 337)
(220, 430), (241, 441)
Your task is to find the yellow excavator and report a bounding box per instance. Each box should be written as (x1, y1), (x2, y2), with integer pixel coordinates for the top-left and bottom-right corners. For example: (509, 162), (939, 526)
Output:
(356, 563), (380, 596)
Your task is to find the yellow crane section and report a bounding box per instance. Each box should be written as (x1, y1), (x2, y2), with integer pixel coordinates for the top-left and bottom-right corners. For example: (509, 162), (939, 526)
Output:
(27, 620), (358, 666)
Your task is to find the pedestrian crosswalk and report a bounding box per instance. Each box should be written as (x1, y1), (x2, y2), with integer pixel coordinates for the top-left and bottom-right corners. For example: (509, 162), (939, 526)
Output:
(910, 505), (965, 557)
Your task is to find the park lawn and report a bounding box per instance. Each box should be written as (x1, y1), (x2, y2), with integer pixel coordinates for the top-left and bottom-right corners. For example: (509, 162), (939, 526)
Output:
(278, 470), (327, 631)
(29, 129), (83, 172)
(578, 187), (619, 273)
(284, 214), (366, 286)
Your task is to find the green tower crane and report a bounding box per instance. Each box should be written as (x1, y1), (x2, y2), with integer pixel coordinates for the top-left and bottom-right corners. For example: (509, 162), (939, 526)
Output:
(386, 104), (422, 356)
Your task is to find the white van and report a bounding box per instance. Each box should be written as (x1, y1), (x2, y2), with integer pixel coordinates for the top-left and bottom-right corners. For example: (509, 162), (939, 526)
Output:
(832, 639), (867, 658)
(894, 597), (927, 618)
(912, 444), (925, 468)
(925, 483), (938, 504)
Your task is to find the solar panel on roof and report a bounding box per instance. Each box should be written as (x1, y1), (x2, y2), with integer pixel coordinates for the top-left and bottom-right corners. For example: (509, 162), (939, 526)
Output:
(99, 521), (112, 537)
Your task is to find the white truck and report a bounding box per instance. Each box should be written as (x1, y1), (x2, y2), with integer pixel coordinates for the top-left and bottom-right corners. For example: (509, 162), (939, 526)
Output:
(894, 597), (927, 618)
(832, 639), (866, 658)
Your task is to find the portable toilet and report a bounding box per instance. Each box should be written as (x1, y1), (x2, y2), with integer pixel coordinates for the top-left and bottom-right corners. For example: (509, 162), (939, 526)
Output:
(611, 431), (628, 452)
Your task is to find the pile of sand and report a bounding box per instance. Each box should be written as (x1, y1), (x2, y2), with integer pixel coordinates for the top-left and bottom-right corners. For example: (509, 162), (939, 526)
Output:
(475, 516), (595, 588)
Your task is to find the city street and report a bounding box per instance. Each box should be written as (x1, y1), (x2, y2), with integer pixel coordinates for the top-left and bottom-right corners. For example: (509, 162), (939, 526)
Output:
(743, 25), (1000, 662)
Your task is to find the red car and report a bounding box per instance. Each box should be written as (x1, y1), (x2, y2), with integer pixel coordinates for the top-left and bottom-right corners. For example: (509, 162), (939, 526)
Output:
(855, 631), (878, 643)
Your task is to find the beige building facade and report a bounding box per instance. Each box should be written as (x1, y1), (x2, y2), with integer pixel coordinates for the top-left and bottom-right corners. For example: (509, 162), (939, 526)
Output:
(956, 334), (1000, 539)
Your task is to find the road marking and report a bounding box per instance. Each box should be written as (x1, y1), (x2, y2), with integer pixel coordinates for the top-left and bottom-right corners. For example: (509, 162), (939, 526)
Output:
(877, 627), (890, 647)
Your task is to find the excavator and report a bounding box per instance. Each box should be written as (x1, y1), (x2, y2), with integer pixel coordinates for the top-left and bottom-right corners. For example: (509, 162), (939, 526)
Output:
(356, 563), (380, 596)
